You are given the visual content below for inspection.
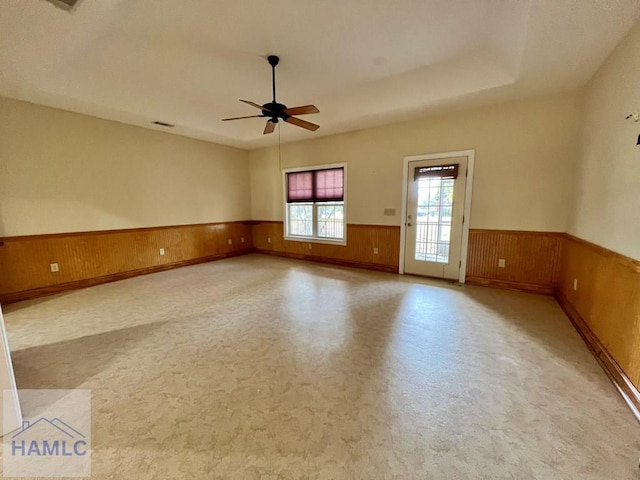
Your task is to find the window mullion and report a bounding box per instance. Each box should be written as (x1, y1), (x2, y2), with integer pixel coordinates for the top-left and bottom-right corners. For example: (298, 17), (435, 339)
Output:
(313, 203), (318, 237)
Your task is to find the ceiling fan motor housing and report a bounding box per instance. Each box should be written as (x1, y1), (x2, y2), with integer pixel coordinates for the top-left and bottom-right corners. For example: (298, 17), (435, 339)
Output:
(262, 102), (288, 120)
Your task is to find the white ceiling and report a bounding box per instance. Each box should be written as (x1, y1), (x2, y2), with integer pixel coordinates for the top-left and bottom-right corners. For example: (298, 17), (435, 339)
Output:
(1, 0), (639, 149)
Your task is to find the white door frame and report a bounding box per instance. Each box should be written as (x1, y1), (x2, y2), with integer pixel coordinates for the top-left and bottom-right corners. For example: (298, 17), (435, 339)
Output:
(399, 150), (475, 283)
(0, 305), (22, 436)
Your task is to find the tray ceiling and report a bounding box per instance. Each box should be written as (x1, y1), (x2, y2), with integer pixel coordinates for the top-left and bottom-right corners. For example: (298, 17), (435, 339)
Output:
(1, 0), (638, 149)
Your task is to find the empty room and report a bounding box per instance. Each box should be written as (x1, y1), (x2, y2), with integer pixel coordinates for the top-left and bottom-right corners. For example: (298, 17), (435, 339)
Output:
(1, 0), (639, 478)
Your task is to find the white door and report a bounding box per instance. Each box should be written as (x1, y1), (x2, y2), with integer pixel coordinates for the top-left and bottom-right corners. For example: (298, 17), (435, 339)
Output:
(403, 156), (468, 280)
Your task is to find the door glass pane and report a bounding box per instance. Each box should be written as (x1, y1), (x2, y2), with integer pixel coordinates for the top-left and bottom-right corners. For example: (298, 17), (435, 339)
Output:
(414, 176), (455, 263)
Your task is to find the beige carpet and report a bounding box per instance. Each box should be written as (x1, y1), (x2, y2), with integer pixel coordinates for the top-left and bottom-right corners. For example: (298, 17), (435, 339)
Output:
(3, 254), (639, 479)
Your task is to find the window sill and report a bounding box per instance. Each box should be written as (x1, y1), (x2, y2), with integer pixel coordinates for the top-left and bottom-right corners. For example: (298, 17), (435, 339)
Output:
(284, 235), (347, 246)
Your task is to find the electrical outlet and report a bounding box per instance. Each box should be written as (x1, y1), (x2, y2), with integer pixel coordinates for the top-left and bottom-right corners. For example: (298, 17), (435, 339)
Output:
(159, 248), (165, 256)
(498, 259), (506, 268)
(267, 237), (271, 244)
(228, 239), (232, 245)
(373, 247), (379, 254)
(573, 278), (578, 291)
(308, 243), (312, 250)
(50, 263), (59, 273)
(241, 237), (245, 243)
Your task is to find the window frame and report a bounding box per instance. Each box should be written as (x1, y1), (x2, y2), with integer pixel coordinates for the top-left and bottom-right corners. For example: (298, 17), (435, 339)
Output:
(282, 163), (347, 246)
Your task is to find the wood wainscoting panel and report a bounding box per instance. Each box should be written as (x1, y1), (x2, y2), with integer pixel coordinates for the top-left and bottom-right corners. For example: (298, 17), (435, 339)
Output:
(0, 222), (253, 303)
(252, 221), (400, 273)
(557, 234), (640, 397)
(556, 290), (640, 422)
(466, 229), (563, 294)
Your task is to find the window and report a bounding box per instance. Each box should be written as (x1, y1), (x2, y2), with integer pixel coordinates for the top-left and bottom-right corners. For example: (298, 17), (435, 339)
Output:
(284, 165), (346, 243)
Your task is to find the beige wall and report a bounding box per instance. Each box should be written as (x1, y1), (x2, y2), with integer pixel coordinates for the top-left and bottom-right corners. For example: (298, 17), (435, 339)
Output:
(568, 22), (640, 260)
(250, 92), (583, 231)
(2, 89), (586, 238)
(0, 97), (251, 237)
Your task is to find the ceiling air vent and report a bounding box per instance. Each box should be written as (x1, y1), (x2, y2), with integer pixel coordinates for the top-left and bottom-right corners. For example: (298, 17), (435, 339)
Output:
(46, 0), (83, 12)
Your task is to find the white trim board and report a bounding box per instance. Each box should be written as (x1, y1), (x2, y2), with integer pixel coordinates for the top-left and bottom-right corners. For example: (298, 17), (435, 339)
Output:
(0, 304), (22, 437)
(399, 149), (475, 283)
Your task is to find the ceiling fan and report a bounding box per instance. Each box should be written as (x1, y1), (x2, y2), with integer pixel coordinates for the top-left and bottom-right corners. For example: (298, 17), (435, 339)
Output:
(222, 55), (320, 135)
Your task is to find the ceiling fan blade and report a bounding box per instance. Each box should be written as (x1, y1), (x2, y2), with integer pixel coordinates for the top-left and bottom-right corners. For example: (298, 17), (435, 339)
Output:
(221, 115), (264, 121)
(283, 105), (320, 116)
(240, 99), (274, 114)
(263, 120), (276, 134)
(285, 116), (320, 132)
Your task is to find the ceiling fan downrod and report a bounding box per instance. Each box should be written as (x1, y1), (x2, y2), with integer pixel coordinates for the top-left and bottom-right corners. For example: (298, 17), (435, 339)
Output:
(268, 55), (279, 103)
